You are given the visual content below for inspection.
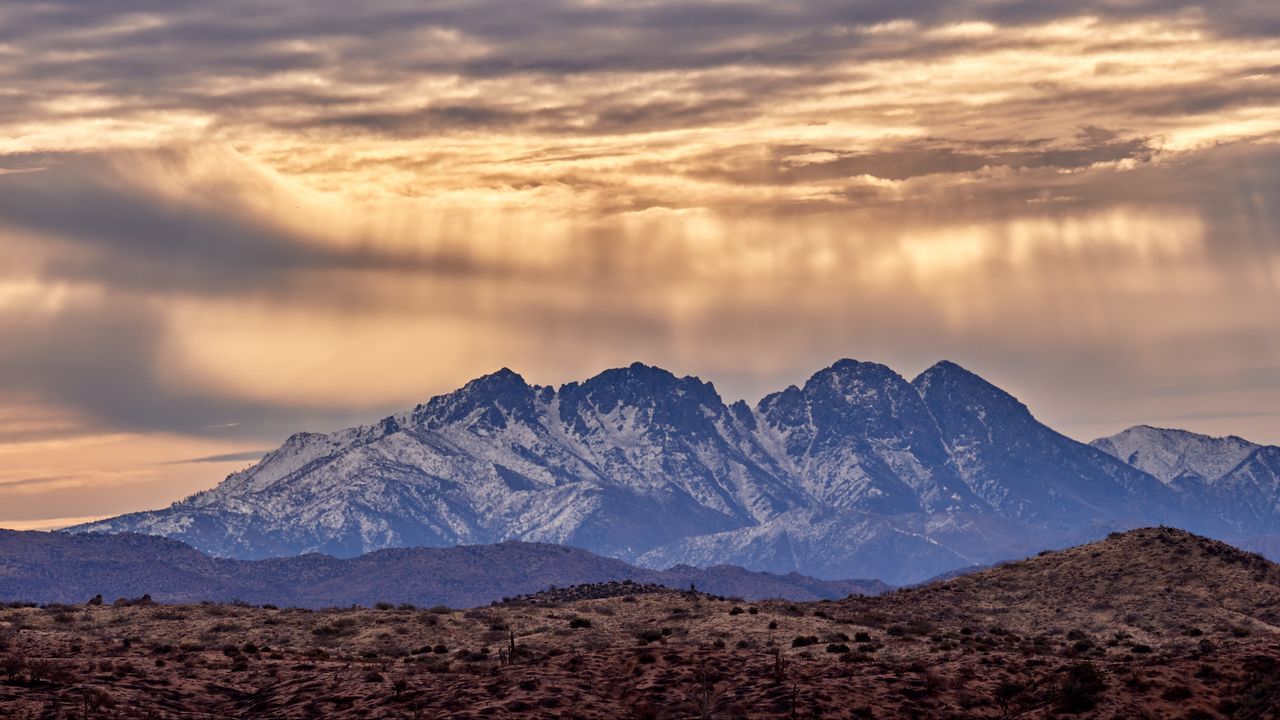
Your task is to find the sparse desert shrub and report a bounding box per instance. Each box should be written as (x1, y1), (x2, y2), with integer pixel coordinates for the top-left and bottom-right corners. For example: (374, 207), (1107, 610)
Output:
(634, 629), (663, 644)
(728, 606), (744, 616)
(826, 643), (850, 654)
(791, 636), (818, 648)
(568, 617), (592, 629)
(854, 632), (872, 642)
(312, 618), (357, 638)
(374, 602), (395, 610)
(1058, 662), (1106, 713)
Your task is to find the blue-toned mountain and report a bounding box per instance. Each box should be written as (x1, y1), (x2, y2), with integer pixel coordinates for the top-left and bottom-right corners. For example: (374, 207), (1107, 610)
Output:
(73, 360), (1276, 583)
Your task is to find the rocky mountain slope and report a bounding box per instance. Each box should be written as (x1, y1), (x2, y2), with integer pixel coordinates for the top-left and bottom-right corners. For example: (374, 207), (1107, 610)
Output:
(4, 528), (1277, 718)
(72, 359), (1276, 583)
(1094, 425), (1280, 540)
(0, 530), (885, 608)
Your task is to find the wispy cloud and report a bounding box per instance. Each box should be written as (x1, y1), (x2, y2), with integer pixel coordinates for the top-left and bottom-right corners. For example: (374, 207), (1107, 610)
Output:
(170, 450), (269, 464)
(0, 514), (113, 532)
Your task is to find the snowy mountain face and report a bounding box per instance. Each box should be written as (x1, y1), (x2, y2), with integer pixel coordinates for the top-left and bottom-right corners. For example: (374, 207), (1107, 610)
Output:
(72, 360), (1278, 584)
(1092, 425), (1280, 536)
(1090, 425), (1259, 485)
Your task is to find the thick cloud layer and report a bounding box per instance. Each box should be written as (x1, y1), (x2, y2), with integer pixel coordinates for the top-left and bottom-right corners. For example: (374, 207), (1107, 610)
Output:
(1, 0), (1279, 524)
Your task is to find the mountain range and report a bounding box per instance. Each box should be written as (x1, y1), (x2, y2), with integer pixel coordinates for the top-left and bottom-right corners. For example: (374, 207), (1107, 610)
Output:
(71, 359), (1280, 584)
(0, 530), (886, 607)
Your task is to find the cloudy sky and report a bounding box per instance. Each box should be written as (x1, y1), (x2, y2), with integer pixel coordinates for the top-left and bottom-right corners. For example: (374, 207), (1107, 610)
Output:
(2, 0), (1279, 529)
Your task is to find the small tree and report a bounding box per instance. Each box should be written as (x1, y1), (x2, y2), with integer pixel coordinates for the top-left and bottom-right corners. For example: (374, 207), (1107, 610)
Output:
(995, 680), (1025, 717)
(2, 654), (23, 682)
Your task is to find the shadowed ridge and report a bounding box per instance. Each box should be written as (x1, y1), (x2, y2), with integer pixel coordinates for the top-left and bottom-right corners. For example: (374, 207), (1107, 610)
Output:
(911, 359), (1184, 529)
(911, 359), (1030, 414)
(753, 357), (985, 516)
(411, 366), (540, 430)
(0, 530), (885, 607)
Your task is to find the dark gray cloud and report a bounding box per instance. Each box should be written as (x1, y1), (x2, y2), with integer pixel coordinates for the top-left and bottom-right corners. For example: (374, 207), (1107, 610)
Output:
(0, 296), (404, 439)
(0, 151), (489, 299)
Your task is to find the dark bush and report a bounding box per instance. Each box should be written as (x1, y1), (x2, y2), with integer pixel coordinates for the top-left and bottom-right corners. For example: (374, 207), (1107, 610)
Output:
(1058, 662), (1106, 713)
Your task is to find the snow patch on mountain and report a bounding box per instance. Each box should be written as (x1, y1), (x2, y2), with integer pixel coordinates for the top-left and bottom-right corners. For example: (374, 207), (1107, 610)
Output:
(1090, 425), (1259, 485)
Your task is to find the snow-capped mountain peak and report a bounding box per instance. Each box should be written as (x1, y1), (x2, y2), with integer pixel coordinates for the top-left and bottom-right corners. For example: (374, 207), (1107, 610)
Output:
(70, 360), (1280, 583)
(1090, 425), (1260, 485)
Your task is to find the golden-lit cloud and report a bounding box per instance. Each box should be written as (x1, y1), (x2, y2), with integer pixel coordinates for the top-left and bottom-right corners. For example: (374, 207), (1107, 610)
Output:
(1, 0), (1280, 526)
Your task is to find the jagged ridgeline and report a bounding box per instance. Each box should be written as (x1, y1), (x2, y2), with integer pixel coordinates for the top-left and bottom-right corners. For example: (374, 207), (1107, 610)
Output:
(72, 360), (1280, 584)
